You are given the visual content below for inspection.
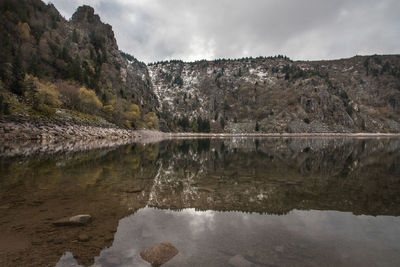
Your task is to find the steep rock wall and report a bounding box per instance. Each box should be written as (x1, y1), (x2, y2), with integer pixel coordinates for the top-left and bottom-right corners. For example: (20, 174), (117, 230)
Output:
(148, 55), (400, 133)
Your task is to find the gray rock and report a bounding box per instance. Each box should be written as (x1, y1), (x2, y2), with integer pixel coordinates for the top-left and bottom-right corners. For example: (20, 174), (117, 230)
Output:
(228, 254), (252, 267)
(70, 214), (92, 224)
(105, 256), (121, 265)
(53, 214), (92, 226)
(140, 242), (179, 267)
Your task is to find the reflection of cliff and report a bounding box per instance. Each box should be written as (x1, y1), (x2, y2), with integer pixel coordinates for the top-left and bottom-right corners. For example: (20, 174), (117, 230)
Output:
(147, 138), (400, 216)
(0, 138), (399, 266)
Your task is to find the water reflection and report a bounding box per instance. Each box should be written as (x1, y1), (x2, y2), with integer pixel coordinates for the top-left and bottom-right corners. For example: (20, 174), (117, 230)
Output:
(149, 138), (400, 216)
(0, 137), (399, 266)
(94, 208), (400, 266)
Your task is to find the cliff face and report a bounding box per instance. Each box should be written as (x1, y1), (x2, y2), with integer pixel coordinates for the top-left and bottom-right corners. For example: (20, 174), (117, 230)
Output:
(68, 5), (158, 112)
(0, 0), (158, 128)
(149, 55), (400, 133)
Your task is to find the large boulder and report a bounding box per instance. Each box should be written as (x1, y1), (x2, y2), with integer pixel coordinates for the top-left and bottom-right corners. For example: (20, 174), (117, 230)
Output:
(140, 242), (179, 266)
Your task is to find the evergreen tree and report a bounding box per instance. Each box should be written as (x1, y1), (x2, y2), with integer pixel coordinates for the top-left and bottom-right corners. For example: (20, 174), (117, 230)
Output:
(68, 55), (82, 82)
(11, 53), (25, 95)
(173, 76), (183, 88)
(220, 117), (225, 130)
(197, 117), (203, 132)
(28, 52), (42, 77)
(203, 118), (210, 132)
(0, 95), (10, 115)
(60, 47), (71, 63)
(178, 116), (190, 130)
(72, 29), (79, 43)
(197, 117), (211, 133)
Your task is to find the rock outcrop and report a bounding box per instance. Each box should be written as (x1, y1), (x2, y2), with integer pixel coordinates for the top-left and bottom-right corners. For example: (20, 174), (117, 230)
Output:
(148, 55), (400, 133)
(0, 0), (158, 129)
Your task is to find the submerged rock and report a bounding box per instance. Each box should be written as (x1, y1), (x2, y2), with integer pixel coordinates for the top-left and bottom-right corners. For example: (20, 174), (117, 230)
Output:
(228, 254), (252, 267)
(140, 242), (179, 267)
(78, 233), (90, 242)
(105, 256), (121, 265)
(53, 214), (92, 226)
(275, 245), (284, 253)
(198, 186), (215, 193)
(70, 215), (92, 224)
(125, 187), (143, 193)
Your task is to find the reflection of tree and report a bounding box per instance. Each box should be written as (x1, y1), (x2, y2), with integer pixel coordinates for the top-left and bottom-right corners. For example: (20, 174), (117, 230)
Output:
(148, 138), (400, 216)
(0, 143), (161, 267)
(2, 138), (399, 218)
(1, 138), (399, 266)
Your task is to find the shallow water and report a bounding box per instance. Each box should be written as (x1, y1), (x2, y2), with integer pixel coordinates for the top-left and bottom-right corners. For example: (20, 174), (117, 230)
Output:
(1, 137), (400, 266)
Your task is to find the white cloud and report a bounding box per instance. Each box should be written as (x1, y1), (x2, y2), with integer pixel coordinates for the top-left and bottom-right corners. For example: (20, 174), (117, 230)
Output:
(48, 0), (400, 63)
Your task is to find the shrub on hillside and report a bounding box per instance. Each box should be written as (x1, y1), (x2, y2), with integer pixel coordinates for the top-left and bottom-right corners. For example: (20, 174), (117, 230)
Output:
(55, 80), (80, 110)
(142, 112), (158, 129)
(124, 104), (140, 128)
(24, 76), (60, 116)
(78, 87), (102, 114)
(37, 84), (61, 107)
(102, 104), (114, 120)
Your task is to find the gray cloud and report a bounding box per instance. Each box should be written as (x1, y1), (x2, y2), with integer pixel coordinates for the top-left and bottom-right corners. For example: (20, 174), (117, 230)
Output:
(48, 0), (400, 63)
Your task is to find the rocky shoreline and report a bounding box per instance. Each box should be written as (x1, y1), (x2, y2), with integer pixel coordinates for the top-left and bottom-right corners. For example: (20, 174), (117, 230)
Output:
(0, 117), (168, 157)
(1, 118), (399, 143)
(0, 119), (141, 142)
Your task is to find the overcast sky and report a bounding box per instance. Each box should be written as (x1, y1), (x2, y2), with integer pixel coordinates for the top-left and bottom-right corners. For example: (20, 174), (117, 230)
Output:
(47, 0), (400, 63)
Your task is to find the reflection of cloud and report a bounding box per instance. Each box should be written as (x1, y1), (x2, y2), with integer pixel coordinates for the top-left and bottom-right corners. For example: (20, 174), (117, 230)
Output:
(63, 207), (400, 266)
(170, 208), (216, 235)
(275, 209), (400, 246)
(56, 252), (82, 267)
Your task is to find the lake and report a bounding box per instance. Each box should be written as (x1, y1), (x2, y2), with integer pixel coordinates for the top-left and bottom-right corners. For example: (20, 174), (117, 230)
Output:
(1, 137), (400, 266)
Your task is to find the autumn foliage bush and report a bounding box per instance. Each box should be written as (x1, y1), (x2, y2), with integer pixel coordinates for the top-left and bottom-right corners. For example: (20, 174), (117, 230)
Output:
(78, 86), (102, 114)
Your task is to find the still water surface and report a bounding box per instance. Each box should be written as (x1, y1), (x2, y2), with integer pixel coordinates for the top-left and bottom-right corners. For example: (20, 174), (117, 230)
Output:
(1, 137), (400, 266)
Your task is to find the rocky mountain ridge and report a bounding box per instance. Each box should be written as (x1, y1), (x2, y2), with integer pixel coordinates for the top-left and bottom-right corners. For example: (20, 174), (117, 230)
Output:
(149, 55), (400, 133)
(0, 0), (399, 134)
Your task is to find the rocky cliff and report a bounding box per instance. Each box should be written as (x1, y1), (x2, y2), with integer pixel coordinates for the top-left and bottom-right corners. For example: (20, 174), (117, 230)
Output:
(0, 0), (158, 129)
(149, 55), (400, 133)
(0, 0), (399, 134)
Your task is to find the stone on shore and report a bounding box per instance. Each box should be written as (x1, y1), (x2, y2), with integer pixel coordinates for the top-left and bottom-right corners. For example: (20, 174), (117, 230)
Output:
(140, 242), (179, 266)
